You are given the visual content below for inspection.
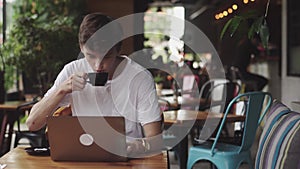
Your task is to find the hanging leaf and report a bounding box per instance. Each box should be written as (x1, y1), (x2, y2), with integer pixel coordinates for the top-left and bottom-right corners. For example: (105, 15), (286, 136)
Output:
(259, 19), (270, 53)
(220, 16), (244, 40)
(229, 16), (244, 37)
(248, 16), (264, 39)
(220, 18), (233, 40)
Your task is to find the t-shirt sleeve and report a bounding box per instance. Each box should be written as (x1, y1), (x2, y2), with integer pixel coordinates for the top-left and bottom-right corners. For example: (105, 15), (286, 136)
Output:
(44, 65), (72, 107)
(136, 71), (161, 126)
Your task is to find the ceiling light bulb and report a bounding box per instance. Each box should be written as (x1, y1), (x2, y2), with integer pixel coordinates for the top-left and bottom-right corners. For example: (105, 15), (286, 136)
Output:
(215, 14), (220, 20)
(232, 4), (238, 10)
(223, 11), (228, 16)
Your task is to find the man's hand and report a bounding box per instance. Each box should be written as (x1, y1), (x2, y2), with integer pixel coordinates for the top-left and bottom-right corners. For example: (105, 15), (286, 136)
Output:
(60, 72), (87, 94)
(127, 138), (150, 155)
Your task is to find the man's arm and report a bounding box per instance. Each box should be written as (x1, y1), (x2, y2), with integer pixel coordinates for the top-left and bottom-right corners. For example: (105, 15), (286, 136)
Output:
(143, 121), (163, 152)
(126, 69), (163, 155)
(26, 89), (68, 131)
(126, 120), (163, 155)
(26, 72), (87, 131)
(143, 121), (162, 137)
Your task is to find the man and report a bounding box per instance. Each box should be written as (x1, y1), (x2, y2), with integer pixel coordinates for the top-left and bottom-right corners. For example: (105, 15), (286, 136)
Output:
(26, 13), (162, 155)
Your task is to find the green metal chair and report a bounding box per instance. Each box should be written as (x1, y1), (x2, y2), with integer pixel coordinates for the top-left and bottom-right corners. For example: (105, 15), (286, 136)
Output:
(187, 91), (272, 169)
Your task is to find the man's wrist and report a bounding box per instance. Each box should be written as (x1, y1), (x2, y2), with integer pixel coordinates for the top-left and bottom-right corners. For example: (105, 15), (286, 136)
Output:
(141, 138), (151, 153)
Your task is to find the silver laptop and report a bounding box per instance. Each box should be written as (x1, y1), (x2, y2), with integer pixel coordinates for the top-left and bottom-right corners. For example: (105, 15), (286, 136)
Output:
(46, 116), (128, 162)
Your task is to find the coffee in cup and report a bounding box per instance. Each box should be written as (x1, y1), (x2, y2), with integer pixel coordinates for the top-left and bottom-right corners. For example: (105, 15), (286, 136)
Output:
(87, 72), (108, 86)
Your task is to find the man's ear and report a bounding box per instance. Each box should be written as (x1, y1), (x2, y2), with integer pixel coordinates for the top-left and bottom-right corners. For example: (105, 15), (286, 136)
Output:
(80, 44), (83, 52)
(78, 52), (85, 59)
(78, 45), (85, 59)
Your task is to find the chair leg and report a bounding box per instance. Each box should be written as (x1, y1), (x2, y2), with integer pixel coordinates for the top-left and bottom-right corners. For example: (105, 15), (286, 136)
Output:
(14, 134), (21, 148)
(166, 150), (170, 169)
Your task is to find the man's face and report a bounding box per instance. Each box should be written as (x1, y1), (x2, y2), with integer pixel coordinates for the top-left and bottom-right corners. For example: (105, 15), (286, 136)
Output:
(82, 45), (118, 74)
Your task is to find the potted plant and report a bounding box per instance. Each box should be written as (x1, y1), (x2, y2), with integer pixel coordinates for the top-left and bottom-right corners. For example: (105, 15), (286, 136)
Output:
(0, 48), (5, 103)
(5, 0), (86, 95)
(220, 0), (271, 53)
(154, 74), (164, 95)
(0, 44), (17, 103)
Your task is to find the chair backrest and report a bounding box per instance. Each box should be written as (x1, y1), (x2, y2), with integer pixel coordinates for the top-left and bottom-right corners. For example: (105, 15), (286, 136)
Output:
(181, 75), (200, 98)
(16, 98), (39, 132)
(210, 91), (272, 155)
(198, 79), (241, 113)
(158, 97), (171, 112)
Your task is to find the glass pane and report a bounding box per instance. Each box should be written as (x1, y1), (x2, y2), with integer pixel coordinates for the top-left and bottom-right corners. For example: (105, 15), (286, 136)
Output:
(0, 0), (3, 44)
(287, 0), (300, 76)
(144, 6), (185, 64)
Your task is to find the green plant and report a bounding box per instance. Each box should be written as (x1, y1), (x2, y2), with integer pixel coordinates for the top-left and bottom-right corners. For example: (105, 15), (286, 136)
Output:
(0, 45), (16, 90)
(4, 0), (86, 94)
(154, 74), (164, 84)
(220, 0), (271, 52)
(0, 48), (5, 72)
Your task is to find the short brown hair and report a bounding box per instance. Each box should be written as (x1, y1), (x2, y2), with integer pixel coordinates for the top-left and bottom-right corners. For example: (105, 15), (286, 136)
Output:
(78, 13), (123, 52)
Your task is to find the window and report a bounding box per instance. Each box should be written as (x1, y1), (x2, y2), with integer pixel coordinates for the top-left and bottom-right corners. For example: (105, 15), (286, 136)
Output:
(144, 5), (185, 64)
(287, 0), (300, 76)
(0, 0), (16, 44)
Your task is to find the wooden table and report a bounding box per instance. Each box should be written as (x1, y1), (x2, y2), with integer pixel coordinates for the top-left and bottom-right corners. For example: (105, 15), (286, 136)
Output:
(0, 101), (30, 154)
(159, 96), (208, 110)
(0, 147), (168, 169)
(163, 109), (245, 125)
(163, 110), (245, 169)
(0, 101), (29, 111)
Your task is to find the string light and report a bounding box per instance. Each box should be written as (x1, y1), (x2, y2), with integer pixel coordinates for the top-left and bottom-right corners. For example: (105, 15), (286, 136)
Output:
(214, 0), (255, 20)
(223, 11), (228, 16)
(219, 13), (224, 18)
(232, 4), (238, 10)
(215, 14), (220, 20)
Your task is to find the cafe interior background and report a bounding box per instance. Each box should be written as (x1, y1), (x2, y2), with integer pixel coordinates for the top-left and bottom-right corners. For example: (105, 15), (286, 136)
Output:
(0, 0), (299, 155)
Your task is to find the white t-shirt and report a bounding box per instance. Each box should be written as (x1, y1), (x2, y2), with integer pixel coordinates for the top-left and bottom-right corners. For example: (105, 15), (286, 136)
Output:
(45, 56), (161, 139)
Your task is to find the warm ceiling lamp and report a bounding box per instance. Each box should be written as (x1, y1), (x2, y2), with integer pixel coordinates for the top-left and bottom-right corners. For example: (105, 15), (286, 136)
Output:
(223, 11), (228, 16)
(243, 0), (249, 4)
(228, 8), (233, 13)
(232, 4), (238, 10)
(219, 13), (224, 18)
(215, 14), (220, 19)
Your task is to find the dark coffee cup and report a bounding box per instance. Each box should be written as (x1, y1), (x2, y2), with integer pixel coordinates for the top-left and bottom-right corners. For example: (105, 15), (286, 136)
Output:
(87, 72), (108, 86)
